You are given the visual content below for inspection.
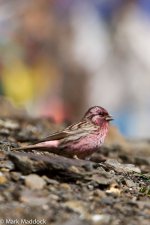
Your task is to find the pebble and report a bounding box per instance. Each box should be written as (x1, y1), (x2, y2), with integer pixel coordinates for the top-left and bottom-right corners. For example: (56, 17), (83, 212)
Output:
(105, 159), (141, 173)
(20, 189), (48, 206)
(68, 166), (80, 173)
(59, 183), (71, 191)
(0, 160), (14, 170)
(106, 184), (121, 196)
(0, 195), (5, 202)
(93, 189), (106, 198)
(91, 214), (111, 223)
(0, 119), (19, 130)
(24, 174), (46, 190)
(124, 179), (136, 188)
(0, 172), (7, 184)
(63, 200), (87, 218)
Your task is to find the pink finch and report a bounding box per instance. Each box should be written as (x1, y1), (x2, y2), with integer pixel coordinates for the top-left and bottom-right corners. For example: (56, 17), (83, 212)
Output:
(13, 106), (113, 159)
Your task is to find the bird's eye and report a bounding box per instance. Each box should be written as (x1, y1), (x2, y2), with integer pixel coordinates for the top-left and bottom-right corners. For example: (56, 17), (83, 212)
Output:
(99, 112), (103, 116)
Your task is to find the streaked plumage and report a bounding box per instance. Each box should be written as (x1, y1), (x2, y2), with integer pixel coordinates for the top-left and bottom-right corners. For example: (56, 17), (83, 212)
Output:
(13, 106), (113, 159)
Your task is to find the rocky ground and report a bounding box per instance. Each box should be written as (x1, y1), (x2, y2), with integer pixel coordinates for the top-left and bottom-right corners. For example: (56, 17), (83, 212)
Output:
(0, 114), (150, 225)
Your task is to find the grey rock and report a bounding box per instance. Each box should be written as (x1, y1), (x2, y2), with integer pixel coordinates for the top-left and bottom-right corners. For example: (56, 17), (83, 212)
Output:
(24, 174), (46, 190)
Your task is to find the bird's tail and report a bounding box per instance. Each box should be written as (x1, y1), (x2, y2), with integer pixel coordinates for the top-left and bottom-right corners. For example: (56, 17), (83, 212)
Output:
(12, 144), (51, 152)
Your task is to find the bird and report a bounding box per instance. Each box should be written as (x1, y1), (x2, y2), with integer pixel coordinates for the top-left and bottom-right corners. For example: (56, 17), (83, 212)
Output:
(13, 106), (113, 159)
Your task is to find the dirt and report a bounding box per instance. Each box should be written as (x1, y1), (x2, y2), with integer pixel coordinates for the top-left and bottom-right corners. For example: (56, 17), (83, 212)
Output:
(0, 116), (150, 225)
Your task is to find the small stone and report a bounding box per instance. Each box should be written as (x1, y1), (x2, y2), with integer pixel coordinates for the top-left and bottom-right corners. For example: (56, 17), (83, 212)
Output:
(106, 183), (121, 196)
(105, 159), (141, 173)
(124, 179), (136, 188)
(0, 195), (4, 202)
(59, 183), (71, 191)
(93, 189), (106, 198)
(42, 176), (59, 185)
(20, 189), (48, 206)
(91, 214), (111, 223)
(0, 160), (14, 170)
(49, 194), (59, 201)
(63, 200), (87, 218)
(68, 166), (80, 173)
(24, 174), (46, 190)
(0, 172), (7, 184)
(11, 172), (22, 181)
(0, 119), (19, 130)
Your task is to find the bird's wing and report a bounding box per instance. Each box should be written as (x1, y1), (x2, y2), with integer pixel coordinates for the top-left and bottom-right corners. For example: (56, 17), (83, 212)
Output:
(33, 131), (69, 144)
(34, 120), (97, 144)
(64, 120), (97, 133)
(61, 120), (98, 142)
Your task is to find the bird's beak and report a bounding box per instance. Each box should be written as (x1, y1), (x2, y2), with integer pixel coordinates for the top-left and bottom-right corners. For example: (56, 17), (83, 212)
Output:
(105, 115), (113, 121)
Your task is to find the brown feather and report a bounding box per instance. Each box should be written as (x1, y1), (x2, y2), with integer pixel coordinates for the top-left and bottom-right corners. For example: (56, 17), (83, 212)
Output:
(32, 131), (69, 144)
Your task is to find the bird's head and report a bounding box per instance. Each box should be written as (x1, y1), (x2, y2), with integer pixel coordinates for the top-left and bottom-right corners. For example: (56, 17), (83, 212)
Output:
(84, 106), (113, 126)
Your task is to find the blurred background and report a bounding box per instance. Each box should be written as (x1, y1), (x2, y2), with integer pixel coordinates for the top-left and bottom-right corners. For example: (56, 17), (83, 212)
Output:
(0, 0), (150, 138)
